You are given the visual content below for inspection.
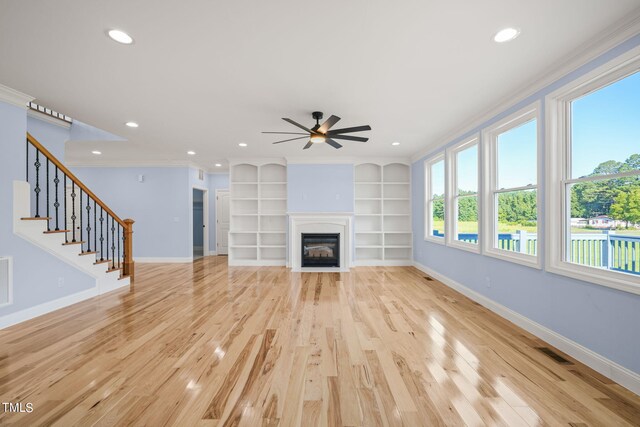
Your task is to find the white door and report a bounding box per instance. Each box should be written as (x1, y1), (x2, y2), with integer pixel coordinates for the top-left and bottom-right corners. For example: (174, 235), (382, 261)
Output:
(216, 190), (230, 255)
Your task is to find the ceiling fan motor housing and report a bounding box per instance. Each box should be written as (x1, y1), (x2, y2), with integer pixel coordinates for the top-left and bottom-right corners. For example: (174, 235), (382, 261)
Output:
(312, 111), (324, 121)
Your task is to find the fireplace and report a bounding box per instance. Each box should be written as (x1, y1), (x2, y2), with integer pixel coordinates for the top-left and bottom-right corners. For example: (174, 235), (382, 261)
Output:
(301, 233), (340, 268)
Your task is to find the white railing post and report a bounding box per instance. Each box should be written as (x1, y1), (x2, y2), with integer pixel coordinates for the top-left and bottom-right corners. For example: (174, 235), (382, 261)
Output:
(602, 230), (614, 270)
(518, 230), (528, 254)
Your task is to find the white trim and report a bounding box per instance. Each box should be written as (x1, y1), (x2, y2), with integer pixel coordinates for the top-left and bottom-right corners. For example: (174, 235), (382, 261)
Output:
(0, 257), (13, 308)
(445, 135), (480, 253)
(545, 45), (640, 295)
(135, 257), (194, 263)
(481, 102), (542, 270)
(191, 186), (209, 258)
(412, 261), (640, 396)
(0, 83), (34, 109)
(0, 279), (129, 330)
(287, 156), (411, 165)
(410, 12), (640, 163)
(66, 160), (227, 174)
(424, 153), (446, 243)
(27, 108), (71, 129)
(208, 251), (218, 256)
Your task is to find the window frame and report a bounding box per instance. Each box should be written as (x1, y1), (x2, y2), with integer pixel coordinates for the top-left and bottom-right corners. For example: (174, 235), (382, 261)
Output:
(424, 152), (446, 244)
(446, 135), (481, 253)
(546, 47), (640, 295)
(481, 102), (542, 269)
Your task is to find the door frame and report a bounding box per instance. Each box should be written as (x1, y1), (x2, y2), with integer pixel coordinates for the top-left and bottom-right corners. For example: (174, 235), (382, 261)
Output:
(191, 186), (209, 258)
(215, 189), (230, 255)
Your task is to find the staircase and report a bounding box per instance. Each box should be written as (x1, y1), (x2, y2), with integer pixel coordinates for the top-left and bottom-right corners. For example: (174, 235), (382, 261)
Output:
(12, 133), (134, 294)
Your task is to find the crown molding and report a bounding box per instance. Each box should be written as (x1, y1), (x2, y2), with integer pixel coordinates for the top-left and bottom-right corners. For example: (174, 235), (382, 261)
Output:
(0, 83), (34, 109)
(65, 159), (227, 174)
(410, 11), (640, 163)
(285, 156), (411, 165)
(27, 108), (71, 129)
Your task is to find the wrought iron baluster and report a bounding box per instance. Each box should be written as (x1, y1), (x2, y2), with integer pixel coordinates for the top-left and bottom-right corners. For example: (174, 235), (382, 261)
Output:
(46, 159), (50, 230)
(71, 182), (76, 242)
(111, 217), (116, 269)
(94, 200), (97, 258)
(34, 150), (41, 217)
(122, 228), (126, 275)
(54, 166), (60, 230)
(100, 207), (104, 260)
(64, 176), (68, 242)
(79, 189), (83, 251)
(106, 214), (109, 263)
(86, 195), (92, 252)
(117, 225), (121, 269)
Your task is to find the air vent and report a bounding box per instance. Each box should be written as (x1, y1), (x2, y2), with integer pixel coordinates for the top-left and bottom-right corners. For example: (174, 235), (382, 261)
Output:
(0, 257), (12, 306)
(536, 347), (573, 365)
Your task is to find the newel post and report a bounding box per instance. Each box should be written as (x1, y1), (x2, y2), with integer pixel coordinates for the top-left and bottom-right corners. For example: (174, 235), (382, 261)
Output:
(123, 218), (135, 282)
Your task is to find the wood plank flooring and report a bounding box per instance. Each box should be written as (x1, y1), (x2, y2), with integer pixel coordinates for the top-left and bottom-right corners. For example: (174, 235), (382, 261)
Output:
(0, 257), (639, 426)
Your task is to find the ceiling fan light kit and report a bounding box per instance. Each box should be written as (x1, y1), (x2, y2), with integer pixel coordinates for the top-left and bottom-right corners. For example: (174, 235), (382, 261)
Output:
(264, 111), (372, 150)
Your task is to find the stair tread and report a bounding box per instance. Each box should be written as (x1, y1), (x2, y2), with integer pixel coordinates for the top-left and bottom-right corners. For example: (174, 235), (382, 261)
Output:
(118, 275), (130, 281)
(43, 230), (71, 234)
(94, 259), (111, 265)
(106, 267), (122, 273)
(62, 241), (85, 246)
(21, 217), (51, 221)
(79, 251), (97, 256)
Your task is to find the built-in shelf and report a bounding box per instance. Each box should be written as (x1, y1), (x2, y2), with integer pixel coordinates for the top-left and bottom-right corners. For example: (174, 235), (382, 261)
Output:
(229, 162), (287, 266)
(354, 162), (412, 265)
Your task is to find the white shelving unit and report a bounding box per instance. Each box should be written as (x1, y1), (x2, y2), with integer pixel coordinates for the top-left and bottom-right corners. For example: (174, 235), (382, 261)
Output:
(355, 162), (412, 265)
(229, 161), (287, 266)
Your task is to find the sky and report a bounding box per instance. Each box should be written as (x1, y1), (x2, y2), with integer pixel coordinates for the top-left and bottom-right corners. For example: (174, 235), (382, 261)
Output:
(430, 70), (639, 195)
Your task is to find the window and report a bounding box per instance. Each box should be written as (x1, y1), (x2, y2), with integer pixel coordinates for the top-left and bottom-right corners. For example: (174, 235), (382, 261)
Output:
(547, 49), (640, 294)
(424, 153), (445, 243)
(482, 103), (541, 268)
(446, 136), (480, 251)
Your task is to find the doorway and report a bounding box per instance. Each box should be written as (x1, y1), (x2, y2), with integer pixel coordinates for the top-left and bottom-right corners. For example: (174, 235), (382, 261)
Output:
(192, 188), (207, 259)
(216, 189), (230, 255)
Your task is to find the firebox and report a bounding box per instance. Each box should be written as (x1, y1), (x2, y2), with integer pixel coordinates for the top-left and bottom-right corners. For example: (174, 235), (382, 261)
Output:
(301, 233), (340, 268)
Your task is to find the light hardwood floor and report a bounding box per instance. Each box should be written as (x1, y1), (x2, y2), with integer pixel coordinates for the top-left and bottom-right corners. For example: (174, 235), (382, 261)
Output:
(0, 257), (639, 426)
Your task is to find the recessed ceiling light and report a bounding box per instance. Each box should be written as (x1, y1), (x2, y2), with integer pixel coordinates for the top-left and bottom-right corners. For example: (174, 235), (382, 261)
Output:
(187, 151), (196, 155)
(214, 163), (222, 167)
(493, 27), (520, 43)
(107, 29), (134, 45)
(92, 150), (102, 155)
(238, 143), (247, 147)
(392, 141), (400, 146)
(125, 121), (139, 128)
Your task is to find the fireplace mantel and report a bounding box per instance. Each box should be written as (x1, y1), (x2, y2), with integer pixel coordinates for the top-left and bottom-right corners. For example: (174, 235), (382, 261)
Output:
(287, 212), (353, 272)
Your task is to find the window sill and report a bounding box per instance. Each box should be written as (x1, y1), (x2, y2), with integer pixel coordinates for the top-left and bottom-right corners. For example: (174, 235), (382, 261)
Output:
(546, 261), (640, 296)
(448, 239), (481, 254)
(424, 236), (445, 245)
(484, 247), (541, 270)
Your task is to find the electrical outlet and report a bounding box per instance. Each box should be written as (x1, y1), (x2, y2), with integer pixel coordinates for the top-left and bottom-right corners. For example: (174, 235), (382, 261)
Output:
(58, 277), (64, 287)
(485, 276), (491, 288)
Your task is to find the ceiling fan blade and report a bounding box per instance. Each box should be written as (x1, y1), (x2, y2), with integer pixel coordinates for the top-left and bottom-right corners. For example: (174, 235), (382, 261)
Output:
(262, 131), (308, 135)
(317, 115), (341, 134)
(325, 139), (343, 149)
(272, 136), (309, 144)
(282, 118), (314, 133)
(303, 141), (314, 150)
(327, 125), (372, 135)
(329, 134), (368, 142)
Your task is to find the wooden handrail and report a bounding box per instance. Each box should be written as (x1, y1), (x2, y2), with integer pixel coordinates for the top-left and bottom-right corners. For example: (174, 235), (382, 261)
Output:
(26, 132), (126, 227)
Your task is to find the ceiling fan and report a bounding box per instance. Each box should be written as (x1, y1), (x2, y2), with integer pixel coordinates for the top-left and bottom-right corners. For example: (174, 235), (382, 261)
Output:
(263, 111), (371, 149)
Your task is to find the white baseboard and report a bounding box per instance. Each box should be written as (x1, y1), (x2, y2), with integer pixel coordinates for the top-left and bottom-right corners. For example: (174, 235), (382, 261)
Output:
(136, 257), (193, 263)
(0, 278), (129, 330)
(208, 251), (217, 256)
(412, 261), (640, 396)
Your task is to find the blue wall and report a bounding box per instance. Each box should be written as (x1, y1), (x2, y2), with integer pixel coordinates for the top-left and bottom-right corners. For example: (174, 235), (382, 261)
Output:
(412, 35), (640, 374)
(287, 164), (354, 212)
(0, 103), (95, 319)
(72, 167), (192, 258)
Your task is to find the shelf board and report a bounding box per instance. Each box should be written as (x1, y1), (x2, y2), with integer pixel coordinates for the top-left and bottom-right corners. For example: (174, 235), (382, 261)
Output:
(383, 214), (410, 216)
(384, 198), (410, 201)
(355, 198), (382, 201)
(261, 245), (286, 248)
(261, 181), (287, 185)
(383, 231), (412, 234)
(356, 231), (382, 234)
(383, 181), (410, 184)
(384, 245), (412, 249)
(355, 213), (382, 216)
(356, 245), (383, 249)
(262, 198), (287, 200)
(231, 181), (259, 184)
(232, 198), (259, 201)
(259, 231), (286, 234)
(230, 245), (257, 248)
(355, 181), (382, 184)
(230, 230), (259, 233)
(260, 213), (286, 216)
(232, 213), (258, 216)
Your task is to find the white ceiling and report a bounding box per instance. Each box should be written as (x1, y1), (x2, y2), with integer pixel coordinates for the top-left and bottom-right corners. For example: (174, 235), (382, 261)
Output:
(1, 1), (639, 171)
